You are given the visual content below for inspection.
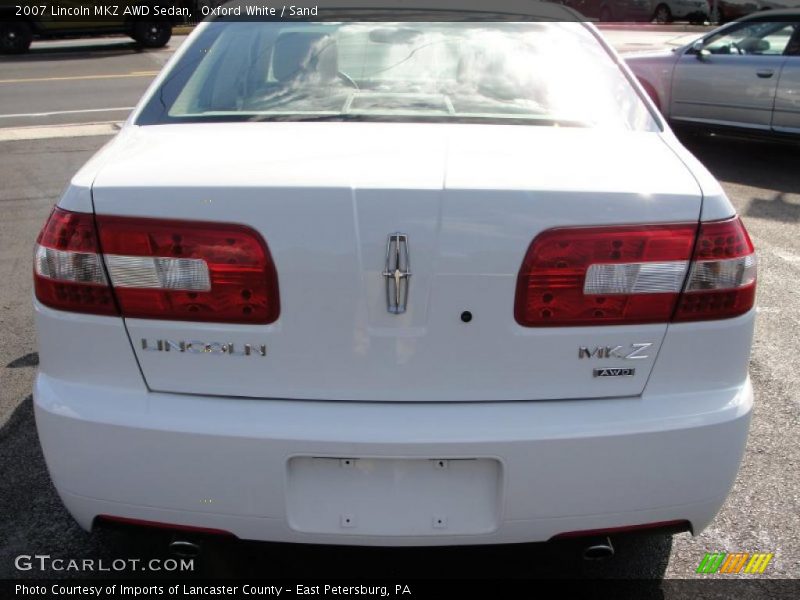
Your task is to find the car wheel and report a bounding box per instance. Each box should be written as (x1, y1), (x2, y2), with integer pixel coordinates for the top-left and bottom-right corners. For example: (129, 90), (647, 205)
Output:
(0, 19), (33, 54)
(653, 4), (673, 23)
(132, 20), (172, 48)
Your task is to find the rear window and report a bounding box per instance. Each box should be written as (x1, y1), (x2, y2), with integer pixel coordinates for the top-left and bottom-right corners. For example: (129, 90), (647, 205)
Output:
(138, 21), (658, 131)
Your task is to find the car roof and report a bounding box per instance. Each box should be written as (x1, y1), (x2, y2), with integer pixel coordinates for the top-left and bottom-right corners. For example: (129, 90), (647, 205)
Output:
(738, 8), (800, 20)
(216, 0), (583, 21)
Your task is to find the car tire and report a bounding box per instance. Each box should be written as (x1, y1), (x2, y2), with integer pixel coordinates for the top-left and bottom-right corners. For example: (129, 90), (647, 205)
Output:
(0, 19), (33, 54)
(653, 4), (673, 23)
(132, 20), (172, 48)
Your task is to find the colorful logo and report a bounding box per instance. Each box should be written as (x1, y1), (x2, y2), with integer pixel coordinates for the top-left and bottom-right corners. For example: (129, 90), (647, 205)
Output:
(696, 552), (774, 574)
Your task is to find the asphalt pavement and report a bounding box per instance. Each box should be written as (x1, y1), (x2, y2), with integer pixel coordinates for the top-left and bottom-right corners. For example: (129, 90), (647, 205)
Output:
(0, 27), (797, 581)
(0, 36), (183, 128)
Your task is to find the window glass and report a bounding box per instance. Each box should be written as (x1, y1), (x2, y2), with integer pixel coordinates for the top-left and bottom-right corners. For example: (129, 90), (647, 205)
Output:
(141, 21), (657, 131)
(703, 22), (798, 56)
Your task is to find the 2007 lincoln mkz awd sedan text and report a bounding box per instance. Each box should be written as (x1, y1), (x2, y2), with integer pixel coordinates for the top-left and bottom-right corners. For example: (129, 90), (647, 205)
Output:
(32, 3), (757, 550)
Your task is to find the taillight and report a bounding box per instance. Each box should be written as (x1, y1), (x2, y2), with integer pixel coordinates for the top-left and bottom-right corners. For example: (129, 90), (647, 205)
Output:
(515, 217), (756, 327)
(34, 208), (280, 324)
(673, 217), (756, 322)
(515, 223), (697, 326)
(95, 515), (236, 537)
(34, 208), (118, 316)
(96, 215), (279, 324)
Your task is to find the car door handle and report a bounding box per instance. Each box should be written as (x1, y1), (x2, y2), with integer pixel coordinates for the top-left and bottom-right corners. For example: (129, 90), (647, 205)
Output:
(756, 70), (774, 79)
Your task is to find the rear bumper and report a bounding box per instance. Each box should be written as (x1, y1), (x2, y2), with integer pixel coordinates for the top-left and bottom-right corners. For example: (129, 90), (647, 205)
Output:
(34, 374), (752, 546)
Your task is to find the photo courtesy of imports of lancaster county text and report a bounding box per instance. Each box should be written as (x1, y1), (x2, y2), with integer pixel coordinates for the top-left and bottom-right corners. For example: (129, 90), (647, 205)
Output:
(0, 0), (799, 596)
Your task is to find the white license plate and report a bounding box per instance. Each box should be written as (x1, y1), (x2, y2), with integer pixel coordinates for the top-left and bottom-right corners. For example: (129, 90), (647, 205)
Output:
(286, 457), (501, 535)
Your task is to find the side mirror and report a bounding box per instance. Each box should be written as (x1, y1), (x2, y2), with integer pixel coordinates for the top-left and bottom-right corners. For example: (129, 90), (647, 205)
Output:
(692, 40), (710, 60)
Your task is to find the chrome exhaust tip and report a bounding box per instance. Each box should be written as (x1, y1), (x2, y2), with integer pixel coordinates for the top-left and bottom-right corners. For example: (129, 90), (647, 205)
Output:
(169, 539), (202, 558)
(582, 536), (614, 560)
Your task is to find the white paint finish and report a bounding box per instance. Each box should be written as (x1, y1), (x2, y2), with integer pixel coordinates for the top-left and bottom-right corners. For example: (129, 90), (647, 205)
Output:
(646, 310), (755, 395)
(57, 181), (94, 213)
(57, 490), (729, 546)
(92, 124), (701, 195)
(34, 373), (752, 543)
(124, 290), (669, 401)
(90, 123), (702, 401)
(62, 133), (127, 194)
(658, 129), (737, 222)
(34, 301), (146, 392)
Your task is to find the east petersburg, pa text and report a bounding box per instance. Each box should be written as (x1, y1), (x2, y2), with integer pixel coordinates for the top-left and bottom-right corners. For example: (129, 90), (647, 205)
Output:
(16, 584), (413, 596)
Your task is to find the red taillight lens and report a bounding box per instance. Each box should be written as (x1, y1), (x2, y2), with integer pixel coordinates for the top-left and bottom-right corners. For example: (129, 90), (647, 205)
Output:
(550, 519), (691, 540)
(95, 515), (236, 537)
(96, 215), (279, 324)
(34, 208), (280, 324)
(34, 208), (118, 316)
(673, 217), (756, 321)
(515, 224), (698, 326)
(515, 218), (756, 327)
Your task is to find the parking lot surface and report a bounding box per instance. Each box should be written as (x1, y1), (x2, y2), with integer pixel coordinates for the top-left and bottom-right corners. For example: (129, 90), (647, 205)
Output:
(0, 28), (797, 579)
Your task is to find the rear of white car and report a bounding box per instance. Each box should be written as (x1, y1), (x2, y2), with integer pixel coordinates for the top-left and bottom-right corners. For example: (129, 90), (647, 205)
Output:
(33, 11), (756, 547)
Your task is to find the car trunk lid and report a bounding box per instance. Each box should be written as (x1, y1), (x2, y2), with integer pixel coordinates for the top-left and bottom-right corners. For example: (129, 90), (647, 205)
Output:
(91, 122), (702, 401)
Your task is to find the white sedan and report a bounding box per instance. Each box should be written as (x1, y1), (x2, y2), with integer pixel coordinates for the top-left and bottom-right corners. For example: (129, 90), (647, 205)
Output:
(627, 10), (800, 136)
(33, 1), (756, 554)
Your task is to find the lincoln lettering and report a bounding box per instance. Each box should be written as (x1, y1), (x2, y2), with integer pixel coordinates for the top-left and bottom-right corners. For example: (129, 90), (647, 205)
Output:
(141, 339), (267, 357)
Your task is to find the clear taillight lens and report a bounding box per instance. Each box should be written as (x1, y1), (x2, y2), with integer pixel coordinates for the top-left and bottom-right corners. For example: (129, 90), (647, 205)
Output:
(34, 208), (118, 316)
(673, 217), (756, 321)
